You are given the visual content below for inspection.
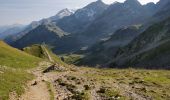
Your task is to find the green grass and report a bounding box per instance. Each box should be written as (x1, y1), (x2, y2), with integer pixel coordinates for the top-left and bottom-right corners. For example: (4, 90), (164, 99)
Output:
(23, 44), (65, 65)
(0, 67), (34, 100)
(60, 54), (84, 65)
(23, 44), (46, 58)
(0, 41), (42, 99)
(97, 87), (125, 100)
(44, 45), (65, 65)
(71, 90), (91, 100)
(0, 41), (41, 69)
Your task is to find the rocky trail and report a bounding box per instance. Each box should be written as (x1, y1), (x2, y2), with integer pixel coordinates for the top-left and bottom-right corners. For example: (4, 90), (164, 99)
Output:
(9, 46), (163, 100)
(10, 62), (168, 100)
(17, 62), (52, 100)
(12, 62), (146, 100)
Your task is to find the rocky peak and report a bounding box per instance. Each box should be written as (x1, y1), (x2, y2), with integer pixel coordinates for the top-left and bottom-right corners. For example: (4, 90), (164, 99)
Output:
(144, 2), (157, 12)
(157, 0), (170, 8)
(56, 8), (74, 18)
(124, 0), (142, 7)
(82, 0), (107, 10)
(74, 0), (108, 19)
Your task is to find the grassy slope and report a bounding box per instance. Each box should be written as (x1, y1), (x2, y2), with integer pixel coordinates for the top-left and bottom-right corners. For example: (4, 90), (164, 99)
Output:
(125, 40), (170, 68)
(0, 41), (41, 100)
(42, 45), (65, 65)
(0, 67), (34, 100)
(0, 41), (41, 69)
(23, 44), (46, 58)
(23, 44), (65, 65)
(60, 54), (84, 65)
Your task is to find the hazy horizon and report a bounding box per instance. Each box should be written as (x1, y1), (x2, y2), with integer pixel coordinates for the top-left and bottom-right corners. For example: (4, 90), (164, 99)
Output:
(0, 0), (159, 26)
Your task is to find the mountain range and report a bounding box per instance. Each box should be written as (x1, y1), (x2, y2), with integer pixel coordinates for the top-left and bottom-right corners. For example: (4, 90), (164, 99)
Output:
(0, 24), (25, 39)
(3, 0), (170, 69)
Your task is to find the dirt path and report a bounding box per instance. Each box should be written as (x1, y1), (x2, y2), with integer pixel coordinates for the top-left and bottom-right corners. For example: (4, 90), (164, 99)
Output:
(18, 62), (52, 100)
(44, 71), (71, 100)
(18, 45), (58, 100)
(19, 80), (50, 100)
(41, 45), (54, 62)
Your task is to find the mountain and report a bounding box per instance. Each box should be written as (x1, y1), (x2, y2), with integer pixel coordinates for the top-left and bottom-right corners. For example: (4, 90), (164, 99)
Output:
(0, 26), (8, 33)
(5, 8), (74, 44)
(75, 0), (170, 67)
(11, 21), (85, 54)
(153, 0), (170, 21)
(56, 0), (158, 51)
(9, 0), (108, 54)
(9, 0), (160, 55)
(67, 0), (158, 53)
(0, 24), (24, 33)
(0, 25), (25, 39)
(12, 23), (69, 49)
(76, 25), (142, 66)
(56, 0), (108, 33)
(143, 2), (157, 13)
(49, 8), (75, 22)
(7, 0), (170, 68)
(0, 24), (25, 39)
(82, 0), (154, 37)
(109, 17), (170, 69)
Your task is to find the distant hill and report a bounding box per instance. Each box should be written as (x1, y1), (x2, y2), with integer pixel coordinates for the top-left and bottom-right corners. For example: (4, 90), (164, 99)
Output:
(0, 24), (25, 39)
(5, 8), (73, 44)
(11, 23), (68, 48)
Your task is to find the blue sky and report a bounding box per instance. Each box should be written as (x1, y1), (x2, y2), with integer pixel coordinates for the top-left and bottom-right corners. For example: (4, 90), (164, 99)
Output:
(0, 0), (159, 26)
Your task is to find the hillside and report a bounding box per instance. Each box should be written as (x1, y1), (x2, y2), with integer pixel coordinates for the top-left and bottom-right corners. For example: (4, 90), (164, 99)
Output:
(82, 0), (154, 37)
(0, 40), (170, 100)
(76, 25), (142, 66)
(0, 41), (42, 100)
(12, 23), (70, 51)
(154, 0), (170, 21)
(0, 41), (41, 68)
(109, 17), (170, 69)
